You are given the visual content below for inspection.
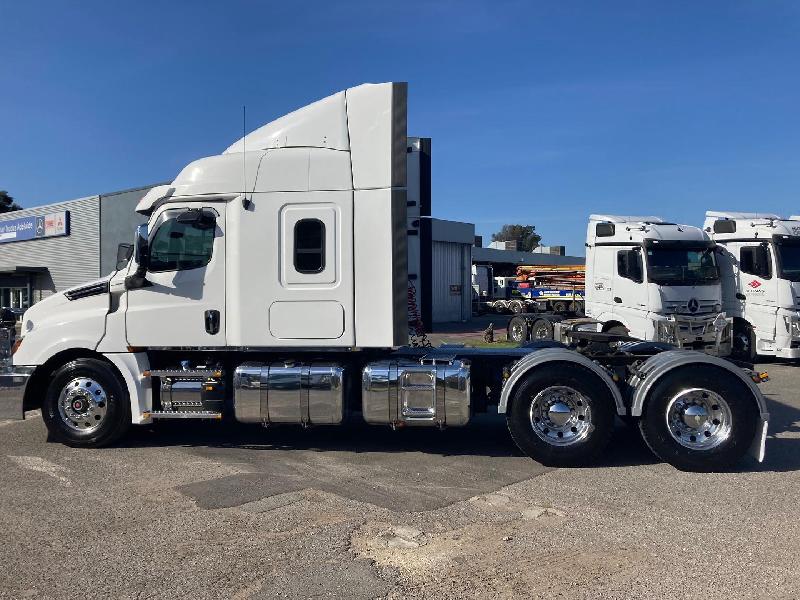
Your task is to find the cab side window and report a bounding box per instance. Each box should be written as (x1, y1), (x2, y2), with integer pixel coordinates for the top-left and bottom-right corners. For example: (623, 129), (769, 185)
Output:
(294, 218), (325, 273)
(617, 249), (643, 283)
(149, 211), (215, 272)
(740, 246), (772, 279)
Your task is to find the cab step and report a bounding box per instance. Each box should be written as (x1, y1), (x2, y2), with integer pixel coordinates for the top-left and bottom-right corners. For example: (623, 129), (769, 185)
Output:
(144, 411), (223, 420)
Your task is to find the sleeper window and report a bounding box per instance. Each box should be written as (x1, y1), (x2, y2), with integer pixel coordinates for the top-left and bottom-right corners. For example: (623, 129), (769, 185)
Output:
(294, 219), (325, 273)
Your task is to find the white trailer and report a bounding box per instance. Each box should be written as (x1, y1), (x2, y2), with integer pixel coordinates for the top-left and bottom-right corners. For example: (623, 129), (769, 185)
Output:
(509, 215), (733, 356)
(0, 83), (768, 471)
(704, 212), (800, 360)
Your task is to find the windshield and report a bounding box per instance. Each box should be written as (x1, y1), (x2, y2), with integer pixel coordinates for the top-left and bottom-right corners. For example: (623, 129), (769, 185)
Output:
(777, 242), (800, 281)
(645, 247), (719, 285)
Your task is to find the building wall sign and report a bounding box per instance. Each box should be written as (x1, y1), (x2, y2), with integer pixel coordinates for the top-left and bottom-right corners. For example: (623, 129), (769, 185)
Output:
(0, 211), (70, 244)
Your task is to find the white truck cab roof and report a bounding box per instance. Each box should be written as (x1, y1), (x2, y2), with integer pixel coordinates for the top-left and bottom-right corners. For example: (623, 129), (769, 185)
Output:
(587, 214), (711, 246)
(135, 82), (406, 215)
(703, 211), (800, 241)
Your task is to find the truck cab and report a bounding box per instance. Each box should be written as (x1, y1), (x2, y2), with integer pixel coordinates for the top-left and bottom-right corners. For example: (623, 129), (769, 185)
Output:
(704, 211), (800, 360)
(584, 215), (731, 355)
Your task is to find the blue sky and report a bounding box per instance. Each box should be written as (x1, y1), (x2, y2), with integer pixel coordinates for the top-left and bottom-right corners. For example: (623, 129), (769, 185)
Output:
(2, 1), (799, 255)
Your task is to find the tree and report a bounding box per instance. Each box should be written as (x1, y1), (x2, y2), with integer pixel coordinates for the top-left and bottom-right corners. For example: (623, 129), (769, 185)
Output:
(0, 191), (21, 213)
(491, 224), (541, 251)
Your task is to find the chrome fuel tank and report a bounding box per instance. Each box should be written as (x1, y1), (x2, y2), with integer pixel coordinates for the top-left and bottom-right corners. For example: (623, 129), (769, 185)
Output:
(362, 358), (470, 427)
(233, 362), (345, 425)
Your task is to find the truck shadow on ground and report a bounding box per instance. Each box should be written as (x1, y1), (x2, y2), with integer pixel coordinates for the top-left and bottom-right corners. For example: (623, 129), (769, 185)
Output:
(120, 413), (660, 468)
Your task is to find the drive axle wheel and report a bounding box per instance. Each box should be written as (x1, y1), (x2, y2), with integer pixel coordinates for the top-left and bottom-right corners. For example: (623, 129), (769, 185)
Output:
(42, 358), (131, 448)
(638, 365), (758, 471)
(507, 364), (616, 466)
(530, 319), (554, 341)
(508, 316), (529, 343)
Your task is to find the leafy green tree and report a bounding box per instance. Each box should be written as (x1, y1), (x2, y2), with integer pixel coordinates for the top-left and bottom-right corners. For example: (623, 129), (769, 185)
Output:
(491, 224), (541, 251)
(0, 191), (21, 213)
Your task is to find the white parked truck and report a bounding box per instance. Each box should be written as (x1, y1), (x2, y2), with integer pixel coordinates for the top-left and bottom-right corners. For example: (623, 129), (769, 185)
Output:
(508, 215), (733, 357)
(0, 83), (769, 471)
(704, 212), (800, 361)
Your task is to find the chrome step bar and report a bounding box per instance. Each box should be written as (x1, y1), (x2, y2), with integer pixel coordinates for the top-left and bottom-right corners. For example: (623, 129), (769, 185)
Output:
(144, 411), (222, 420)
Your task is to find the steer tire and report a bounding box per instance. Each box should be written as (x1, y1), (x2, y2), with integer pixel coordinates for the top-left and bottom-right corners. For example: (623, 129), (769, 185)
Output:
(507, 363), (616, 467)
(42, 358), (131, 448)
(638, 365), (758, 472)
(731, 321), (756, 363)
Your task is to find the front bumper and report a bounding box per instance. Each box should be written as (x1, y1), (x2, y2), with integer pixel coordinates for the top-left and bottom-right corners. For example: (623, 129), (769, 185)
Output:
(655, 314), (732, 355)
(771, 347), (800, 359)
(0, 364), (35, 420)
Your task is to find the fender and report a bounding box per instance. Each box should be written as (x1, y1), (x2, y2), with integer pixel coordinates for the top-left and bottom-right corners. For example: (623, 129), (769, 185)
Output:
(629, 350), (769, 462)
(498, 347), (626, 416)
(628, 350), (768, 418)
(104, 352), (153, 424)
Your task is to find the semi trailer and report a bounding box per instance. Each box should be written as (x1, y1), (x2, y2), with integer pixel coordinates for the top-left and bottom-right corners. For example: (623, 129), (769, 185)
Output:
(705, 212), (800, 360)
(508, 215), (733, 358)
(0, 83), (768, 471)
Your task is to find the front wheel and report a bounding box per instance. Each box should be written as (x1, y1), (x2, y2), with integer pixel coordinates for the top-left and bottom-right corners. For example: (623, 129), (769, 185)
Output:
(638, 365), (758, 471)
(42, 358), (131, 447)
(507, 364), (616, 466)
(731, 321), (756, 362)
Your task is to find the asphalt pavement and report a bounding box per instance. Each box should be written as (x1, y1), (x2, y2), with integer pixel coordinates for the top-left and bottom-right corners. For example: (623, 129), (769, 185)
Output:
(1, 359), (799, 599)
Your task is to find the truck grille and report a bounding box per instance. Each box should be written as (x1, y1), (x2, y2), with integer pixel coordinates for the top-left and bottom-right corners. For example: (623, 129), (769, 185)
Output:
(663, 300), (717, 315)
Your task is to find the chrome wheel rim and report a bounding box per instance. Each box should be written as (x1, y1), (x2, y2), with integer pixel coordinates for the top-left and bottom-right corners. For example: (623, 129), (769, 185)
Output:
(510, 321), (525, 342)
(532, 323), (550, 340)
(529, 385), (592, 446)
(57, 377), (109, 433)
(665, 388), (732, 450)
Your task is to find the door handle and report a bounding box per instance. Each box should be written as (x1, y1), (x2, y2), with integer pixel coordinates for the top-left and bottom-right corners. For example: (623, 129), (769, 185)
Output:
(613, 297), (622, 303)
(735, 293), (746, 300)
(205, 310), (220, 335)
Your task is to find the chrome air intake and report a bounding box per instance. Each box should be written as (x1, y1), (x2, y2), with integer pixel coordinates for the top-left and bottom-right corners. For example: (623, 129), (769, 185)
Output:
(362, 357), (470, 427)
(233, 362), (344, 425)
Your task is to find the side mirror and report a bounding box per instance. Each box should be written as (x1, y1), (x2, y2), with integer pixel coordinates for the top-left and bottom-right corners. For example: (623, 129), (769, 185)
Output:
(618, 249), (643, 283)
(125, 224), (152, 290)
(116, 243), (133, 271)
(755, 244), (771, 278)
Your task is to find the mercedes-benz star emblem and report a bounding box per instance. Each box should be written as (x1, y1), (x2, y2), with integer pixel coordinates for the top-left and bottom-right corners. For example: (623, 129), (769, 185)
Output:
(687, 298), (699, 313)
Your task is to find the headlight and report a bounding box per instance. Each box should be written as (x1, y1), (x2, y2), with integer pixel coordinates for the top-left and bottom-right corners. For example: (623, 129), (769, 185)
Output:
(656, 321), (677, 344)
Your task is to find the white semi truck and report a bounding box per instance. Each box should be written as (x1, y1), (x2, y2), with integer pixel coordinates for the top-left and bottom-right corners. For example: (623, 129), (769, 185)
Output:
(0, 83), (769, 471)
(508, 215), (733, 357)
(704, 212), (800, 361)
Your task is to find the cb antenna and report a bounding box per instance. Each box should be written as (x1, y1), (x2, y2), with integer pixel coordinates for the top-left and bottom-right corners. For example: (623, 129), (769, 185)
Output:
(242, 105), (252, 209)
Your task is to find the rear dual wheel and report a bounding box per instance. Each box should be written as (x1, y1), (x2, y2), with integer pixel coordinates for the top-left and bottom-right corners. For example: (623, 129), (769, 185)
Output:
(507, 364), (616, 466)
(508, 316), (529, 343)
(638, 365), (758, 471)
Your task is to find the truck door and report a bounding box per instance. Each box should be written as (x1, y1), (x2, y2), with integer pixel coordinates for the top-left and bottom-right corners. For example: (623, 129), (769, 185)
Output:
(611, 247), (647, 336)
(737, 242), (777, 342)
(125, 203), (226, 347)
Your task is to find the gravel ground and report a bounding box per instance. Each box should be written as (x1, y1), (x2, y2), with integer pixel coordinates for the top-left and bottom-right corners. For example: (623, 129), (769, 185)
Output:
(0, 357), (798, 599)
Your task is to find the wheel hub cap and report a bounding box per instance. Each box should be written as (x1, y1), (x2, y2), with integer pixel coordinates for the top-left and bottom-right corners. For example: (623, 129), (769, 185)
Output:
(547, 402), (572, 427)
(666, 388), (732, 450)
(58, 377), (109, 433)
(529, 386), (592, 447)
